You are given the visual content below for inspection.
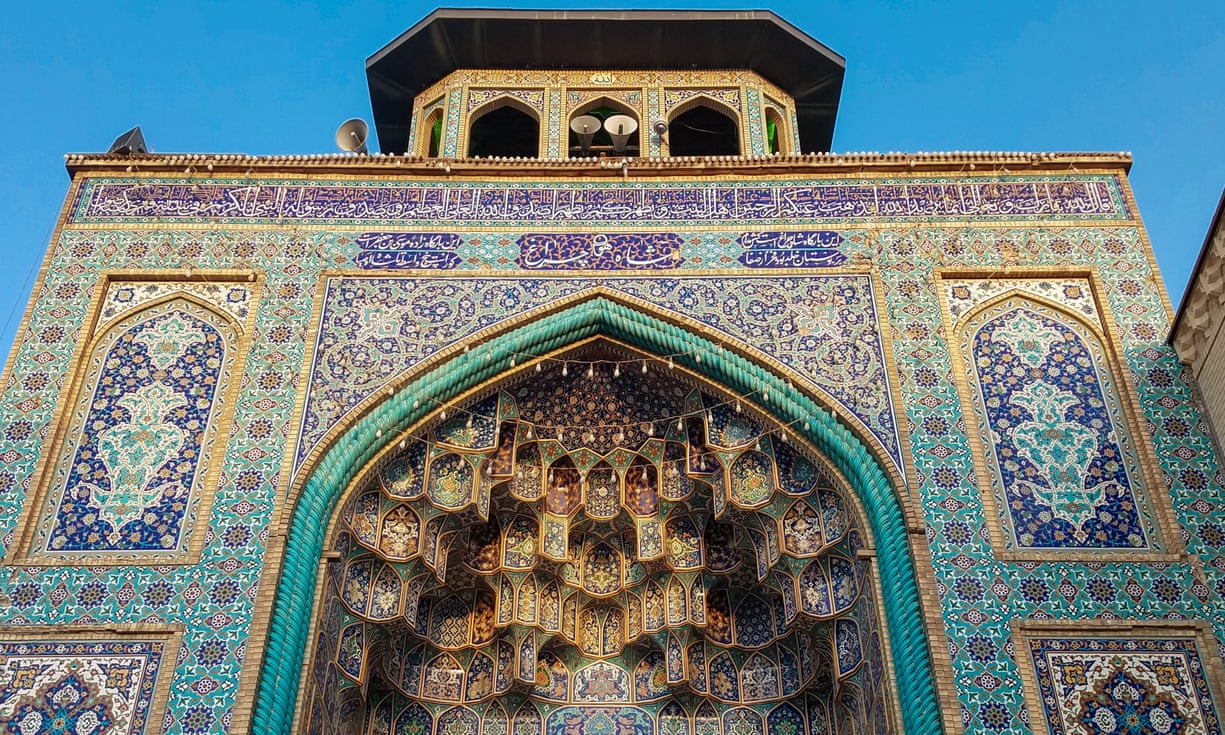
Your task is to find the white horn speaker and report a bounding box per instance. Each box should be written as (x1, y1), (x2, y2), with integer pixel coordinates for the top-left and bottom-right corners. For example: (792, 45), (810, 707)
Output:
(604, 114), (638, 153)
(570, 114), (600, 151)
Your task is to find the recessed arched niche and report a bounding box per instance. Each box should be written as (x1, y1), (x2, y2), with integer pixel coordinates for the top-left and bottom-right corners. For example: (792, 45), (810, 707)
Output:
(764, 107), (788, 155)
(668, 100), (741, 157)
(301, 342), (894, 735)
(418, 107), (444, 158)
(568, 99), (640, 157)
(468, 98), (541, 158)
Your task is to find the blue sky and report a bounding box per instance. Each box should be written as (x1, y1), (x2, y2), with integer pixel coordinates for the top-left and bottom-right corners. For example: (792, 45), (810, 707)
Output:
(1, 1), (1222, 362)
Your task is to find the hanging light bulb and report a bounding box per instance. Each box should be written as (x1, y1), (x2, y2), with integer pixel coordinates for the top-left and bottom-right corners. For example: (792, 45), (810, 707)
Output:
(695, 352), (701, 363)
(399, 439), (407, 450)
(376, 428), (383, 438)
(586, 364), (594, 379)
(562, 363), (569, 377)
(677, 417), (683, 431)
(641, 467), (649, 482)
(536, 363), (542, 373)
(735, 400), (742, 414)
(466, 414), (473, 429)
(413, 399), (420, 409)
(648, 424), (655, 437)
(510, 356), (516, 367)
(526, 427), (534, 440)
(641, 362), (648, 374)
(441, 410), (448, 420)
(668, 357), (674, 370)
(614, 364), (621, 378)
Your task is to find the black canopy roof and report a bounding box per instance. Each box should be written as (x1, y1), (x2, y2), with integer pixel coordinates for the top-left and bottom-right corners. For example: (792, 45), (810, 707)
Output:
(366, 9), (845, 154)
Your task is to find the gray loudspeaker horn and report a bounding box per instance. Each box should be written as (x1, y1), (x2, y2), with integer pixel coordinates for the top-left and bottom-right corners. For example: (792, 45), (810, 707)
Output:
(604, 114), (638, 152)
(570, 114), (601, 151)
(335, 118), (369, 154)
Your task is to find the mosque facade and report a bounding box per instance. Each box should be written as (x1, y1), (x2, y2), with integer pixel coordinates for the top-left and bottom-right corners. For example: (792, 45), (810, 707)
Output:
(1, 10), (1223, 735)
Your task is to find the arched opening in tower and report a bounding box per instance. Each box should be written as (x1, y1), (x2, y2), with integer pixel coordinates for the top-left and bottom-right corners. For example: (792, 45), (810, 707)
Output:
(468, 103), (540, 159)
(669, 104), (740, 157)
(302, 342), (894, 735)
(568, 102), (640, 157)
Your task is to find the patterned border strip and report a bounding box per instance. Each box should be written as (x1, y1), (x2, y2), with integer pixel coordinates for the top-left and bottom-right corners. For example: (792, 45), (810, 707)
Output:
(68, 175), (1130, 226)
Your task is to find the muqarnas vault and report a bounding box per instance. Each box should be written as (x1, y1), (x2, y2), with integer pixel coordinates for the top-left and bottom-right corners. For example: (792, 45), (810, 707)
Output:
(1, 9), (1223, 735)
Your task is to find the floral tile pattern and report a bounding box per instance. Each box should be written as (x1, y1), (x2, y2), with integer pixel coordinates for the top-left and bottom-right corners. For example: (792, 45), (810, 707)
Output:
(1023, 634), (1223, 735)
(0, 636), (172, 735)
(0, 169), (1218, 735)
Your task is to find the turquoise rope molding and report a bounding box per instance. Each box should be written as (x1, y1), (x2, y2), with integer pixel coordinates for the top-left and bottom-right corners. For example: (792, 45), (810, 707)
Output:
(252, 296), (943, 735)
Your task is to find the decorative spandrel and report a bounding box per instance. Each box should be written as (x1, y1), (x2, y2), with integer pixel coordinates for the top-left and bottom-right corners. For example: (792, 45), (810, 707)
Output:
(303, 347), (892, 734)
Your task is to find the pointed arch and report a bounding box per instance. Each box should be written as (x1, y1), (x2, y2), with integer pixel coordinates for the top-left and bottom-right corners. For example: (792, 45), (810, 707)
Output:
(417, 103), (445, 157)
(668, 96), (741, 156)
(951, 288), (1169, 555)
(764, 106), (789, 155)
(16, 291), (245, 563)
(252, 295), (943, 735)
(467, 96), (541, 158)
(568, 96), (641, 156)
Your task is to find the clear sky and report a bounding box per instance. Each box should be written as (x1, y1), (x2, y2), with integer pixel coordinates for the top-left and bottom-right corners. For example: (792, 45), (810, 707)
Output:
(1, 1), (1222, 363)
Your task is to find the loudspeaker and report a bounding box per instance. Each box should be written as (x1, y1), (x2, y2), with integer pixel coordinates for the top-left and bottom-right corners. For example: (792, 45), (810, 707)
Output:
(604, 114), (638, 152)
(570, 114), (601, 151)
(335, 118), (369, 153)
(107, 126), (148, 155)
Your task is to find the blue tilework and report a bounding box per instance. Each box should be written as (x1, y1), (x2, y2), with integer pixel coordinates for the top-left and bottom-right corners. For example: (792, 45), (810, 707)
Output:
(67, 175), (1131, 226)
(294, 274), (904, 480)
(0, 172), (1217, 735)
(30, 302), (234, 557)
(1026, 635), (1223, 735)
(966, 301), (1157, 549)
(0, 637), (170, 735)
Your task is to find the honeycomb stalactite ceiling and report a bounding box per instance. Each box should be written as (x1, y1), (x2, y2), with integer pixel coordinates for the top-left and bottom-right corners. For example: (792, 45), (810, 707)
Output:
(305, 343), (890, 734)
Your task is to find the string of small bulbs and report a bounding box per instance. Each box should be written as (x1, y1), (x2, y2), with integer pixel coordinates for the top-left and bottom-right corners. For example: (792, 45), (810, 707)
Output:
(371, 350), (813, 456)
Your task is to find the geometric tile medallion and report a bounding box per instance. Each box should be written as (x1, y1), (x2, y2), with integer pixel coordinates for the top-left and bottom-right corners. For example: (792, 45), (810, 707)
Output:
(1020, 626), (1224, 735)
(0, 628), (178, 735)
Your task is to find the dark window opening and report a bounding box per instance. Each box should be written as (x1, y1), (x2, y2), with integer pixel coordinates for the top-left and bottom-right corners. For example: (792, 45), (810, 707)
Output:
(569, 106), (640, 157)
(669, 104), (739, 156)
(468, 105), (539, 158)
